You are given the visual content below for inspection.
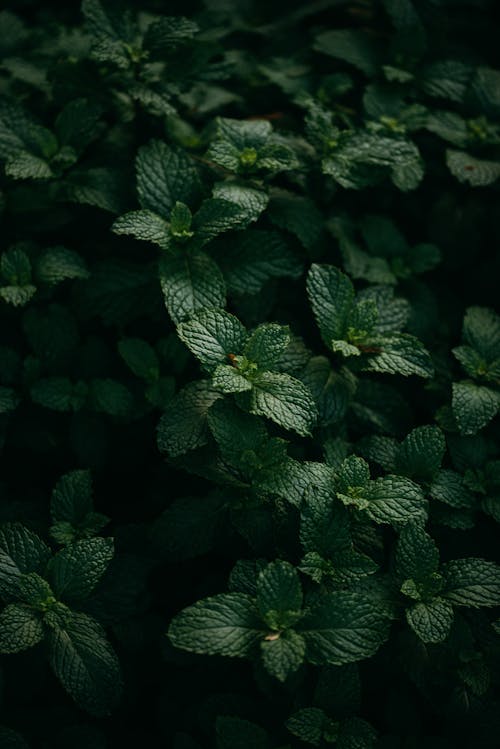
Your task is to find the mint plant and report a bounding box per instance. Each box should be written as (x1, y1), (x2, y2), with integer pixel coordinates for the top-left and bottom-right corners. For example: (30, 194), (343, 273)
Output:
(0, 0), (499, 747)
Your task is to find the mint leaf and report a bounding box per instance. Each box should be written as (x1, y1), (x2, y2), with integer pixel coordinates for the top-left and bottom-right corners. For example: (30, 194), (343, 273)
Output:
(244, 371), (318, 436)
(47, 537), (114, 605)
(177, 309), (247, 373)
(256, 560), (303, 629)
(0, 604), (44, 653)
(0, 523), (51, 598)
(168, 593), (265, 657)
(298, 592), (390, 665)
(361, 334), (434, 378)
(136, 139), (200, 216)
(363, 476), (427, 525)
(307, 264), (354, 346)
(441, 558), (500, 607)
(47, 610), (122, 716)
(395, 522), (440, 582)
(112, 210), (171, 249)
(260, 629), (306, 682)
(157, 380), (222, 457)
(452, 382), (499, 435)
(405, 599), (454, 643)
(395, 425), (445, 480)
(243, 324), (290, 370)
(159, 251), (226, 325)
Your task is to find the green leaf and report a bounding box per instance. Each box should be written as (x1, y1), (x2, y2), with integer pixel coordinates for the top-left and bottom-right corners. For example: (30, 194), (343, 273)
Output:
(35, 246), (89, 284)
(30, 377), (86, 412)
(452, 381), (499, 435)
(0, 386), (20, 414)
(136, 139), (200, 216)
(256, 560), (303, 629)
(429, 469), (475, 509)
(112, 210), (171, 250)
(363, 476), (427, 525)
(151, 493), (226, 562)
(406, 599), (454, 643)
(0, 604), (44, 653)
(446, 150), (500, 187)
(314, 29), (380, 76)
(51, 469), (92, 524)
(168, 593), (265, 657)
(243, 324), (290, 370)
(212, 364), (252, 393)
(159, 251), (226, 325)
(298, 592), (390, 665)
(244, 371), (318, 436)
(361, 334), (434, 378)
(207, 399), (267, 464)
(395, 522), (439, 581)
(48, 537), (114, 605)
(212, 230), (302, 295)
(260, 629), (306, 681)
(87, 378), (134, 417)
(157, 380), (222, 457)
(307, 265), (354, 347)
(192, 198), (258, 245)
(216, 716), (270, 749)
(462, 306), (500, 361)
(395, 425), (445, 480)
(0, 523), (51, 598)
(177, 309), (247, 373)
(441, 558), (500, 607)
(118, 338), (160, 382)
(286, 707), (328, 746)
(47, 610), (122, 716)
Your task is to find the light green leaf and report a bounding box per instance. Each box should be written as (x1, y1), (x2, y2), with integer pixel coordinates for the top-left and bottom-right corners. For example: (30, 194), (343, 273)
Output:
(244, 324), (290, 370)
(177, 309), (247, 373)
(112, 209), (171, 249)
(361, 334), (434, 378)
(245, 371), (318, 436)
(406, 599), (454, 643)
(168, 593), (266, 657)
(212, 364), (252, 393)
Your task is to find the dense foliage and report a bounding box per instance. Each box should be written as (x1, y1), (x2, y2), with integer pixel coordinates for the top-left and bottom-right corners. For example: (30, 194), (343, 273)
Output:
(0, 0), (500, 746)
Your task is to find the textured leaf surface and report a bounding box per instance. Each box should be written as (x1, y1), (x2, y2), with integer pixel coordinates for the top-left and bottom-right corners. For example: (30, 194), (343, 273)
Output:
(159, 252), (226, 325)
(246, 372), (318, 436)
(177, 309), (247, 372)
(0, 604), (44, 653)
(298, 592), (390, 665)
(168, 593), (265, 657)
(442, 559), (500, 607)
(47, 611), (122, 716)
(48, 537), (114, 604)
(406, 599), (454, 643)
